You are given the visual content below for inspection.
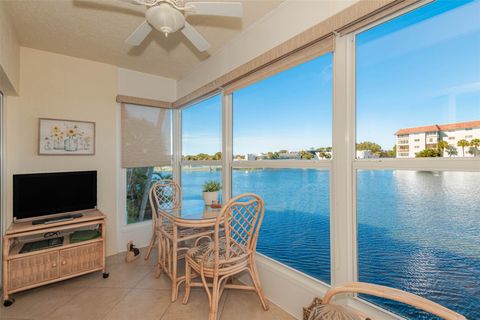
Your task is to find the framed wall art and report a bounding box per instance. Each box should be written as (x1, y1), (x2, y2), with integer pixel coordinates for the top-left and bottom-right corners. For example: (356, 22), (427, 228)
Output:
(38, 118), (95, 155)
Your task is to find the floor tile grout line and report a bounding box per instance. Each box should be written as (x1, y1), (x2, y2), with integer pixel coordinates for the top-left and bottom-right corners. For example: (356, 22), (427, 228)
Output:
(133, 265), (159, 289)
(158, 302), (172, 320)
(99, 288), (134, 320)
(218, 290), (229, 320)
(67, 264), (153, 290)
(37, 286), (89, 319)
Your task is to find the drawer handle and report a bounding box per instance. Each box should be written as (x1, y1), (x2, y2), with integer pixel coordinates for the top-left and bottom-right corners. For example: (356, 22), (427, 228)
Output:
(61, 260), (67, 265)
(52, 263), (57, 268)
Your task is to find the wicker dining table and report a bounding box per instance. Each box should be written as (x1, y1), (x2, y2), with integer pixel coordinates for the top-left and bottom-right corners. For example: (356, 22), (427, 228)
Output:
(155, 202), (223, 301)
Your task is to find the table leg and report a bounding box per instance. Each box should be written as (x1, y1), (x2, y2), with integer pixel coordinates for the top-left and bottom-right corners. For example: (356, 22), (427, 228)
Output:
(171, 225), (178, 302)
(155, 229), (162, 278)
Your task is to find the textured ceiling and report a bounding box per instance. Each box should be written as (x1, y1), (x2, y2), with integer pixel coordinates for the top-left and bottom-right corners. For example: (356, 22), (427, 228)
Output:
(5, 0), (284, 79)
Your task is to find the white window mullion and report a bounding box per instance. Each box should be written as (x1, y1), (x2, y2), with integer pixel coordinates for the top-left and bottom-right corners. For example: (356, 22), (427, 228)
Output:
(181, 160), (222, 166)
(354, 158), (480, 172)
(173, 108), (182, 184)
(331, 34), (357, 286)
(222, 93), (233, 202)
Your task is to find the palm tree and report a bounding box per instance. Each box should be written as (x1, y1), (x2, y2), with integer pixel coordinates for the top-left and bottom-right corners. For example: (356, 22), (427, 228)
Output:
(446, 145), (458, 157)
(470, 138), (480, 157)
(457, 139), (470, 157)
(437, 140), (449, 157)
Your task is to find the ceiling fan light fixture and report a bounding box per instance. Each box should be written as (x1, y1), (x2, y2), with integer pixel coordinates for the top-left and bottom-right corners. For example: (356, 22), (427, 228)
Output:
(124, 0), (243, 52)
(145, 3), (185, 37)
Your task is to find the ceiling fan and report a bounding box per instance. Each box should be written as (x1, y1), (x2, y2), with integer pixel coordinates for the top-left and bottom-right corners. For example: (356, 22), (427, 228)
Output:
(122, 0), (243, 52)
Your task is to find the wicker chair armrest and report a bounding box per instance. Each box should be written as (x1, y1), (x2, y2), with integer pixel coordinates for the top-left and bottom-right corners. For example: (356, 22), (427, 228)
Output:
(323, 282), (466, 320)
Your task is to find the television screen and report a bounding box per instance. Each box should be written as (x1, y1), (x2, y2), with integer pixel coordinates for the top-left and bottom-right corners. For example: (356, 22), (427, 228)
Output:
(13, 171), (97, 220)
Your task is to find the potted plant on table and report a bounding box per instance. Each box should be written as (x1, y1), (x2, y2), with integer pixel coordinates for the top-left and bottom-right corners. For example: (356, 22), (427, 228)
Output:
(202, 180), (221, 206)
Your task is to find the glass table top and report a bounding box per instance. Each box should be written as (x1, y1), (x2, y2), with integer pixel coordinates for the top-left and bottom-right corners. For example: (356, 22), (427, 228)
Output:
(159, 201), (223, 221)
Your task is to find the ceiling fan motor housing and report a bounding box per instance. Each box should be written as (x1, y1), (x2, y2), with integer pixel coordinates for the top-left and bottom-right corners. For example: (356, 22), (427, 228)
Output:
(145, 3), (185, 36)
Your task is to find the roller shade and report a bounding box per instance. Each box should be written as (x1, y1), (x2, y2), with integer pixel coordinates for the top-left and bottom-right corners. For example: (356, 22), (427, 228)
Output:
(223, 36), (334, 95)
(116, 95), (173, 109)
(337, 0), (431, 35)
(121, 104), (172, 168)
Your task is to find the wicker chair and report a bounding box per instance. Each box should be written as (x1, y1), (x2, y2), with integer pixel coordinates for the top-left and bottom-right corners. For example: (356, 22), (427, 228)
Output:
(183, 193), (269, 320)
(144, 179), (182, 261)
(304, 282), (466, 320)
(147, 179), (215, 301)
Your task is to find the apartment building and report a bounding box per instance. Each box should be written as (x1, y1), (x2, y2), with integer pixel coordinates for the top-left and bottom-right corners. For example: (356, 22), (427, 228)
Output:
(395, 120), (480, 158)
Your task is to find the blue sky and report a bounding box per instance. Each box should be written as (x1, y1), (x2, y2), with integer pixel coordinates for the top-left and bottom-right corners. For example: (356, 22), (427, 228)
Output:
(356, 0), (480, 148)
(183, 0), (480, 154)
(182, 94), (222, 155)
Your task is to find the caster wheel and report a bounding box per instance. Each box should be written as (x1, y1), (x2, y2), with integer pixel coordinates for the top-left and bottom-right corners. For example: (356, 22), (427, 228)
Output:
(102, 272), (109, 279)
(3, 298), (14, 307)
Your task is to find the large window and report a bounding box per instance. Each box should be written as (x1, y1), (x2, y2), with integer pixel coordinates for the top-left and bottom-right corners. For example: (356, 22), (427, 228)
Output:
(355, 1), (480, 319)
(182, 94), (222, 161)
(233, 168), (330, 283)
(233, 54), (333, 161)
(181, 94), (223, 204)
(126, 166), (172, 224)
(139, 1), (480, 318)
(122, 104), (172, 224)
(356, 0), (480, 159)
(357, 170), (480, 319)
(181, 165), (221, 206)
(232, 53), (333, 283)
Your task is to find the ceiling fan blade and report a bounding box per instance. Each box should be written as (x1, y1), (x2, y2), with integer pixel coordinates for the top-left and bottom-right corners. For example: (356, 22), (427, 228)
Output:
(126, 20), (152, 46)
(181, 22), (210, 52)
(185, 2), (243, 18)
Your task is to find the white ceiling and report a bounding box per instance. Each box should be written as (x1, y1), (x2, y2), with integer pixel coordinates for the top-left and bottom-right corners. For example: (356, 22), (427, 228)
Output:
(5, 0), (284, 79)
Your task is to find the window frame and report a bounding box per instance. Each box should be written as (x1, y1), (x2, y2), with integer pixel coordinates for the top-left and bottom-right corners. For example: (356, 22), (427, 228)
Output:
(227, 52), (334, 286)
(120, 105), (173, 226)
(341, 0), (480, 314)
(165, 1), (480, 318)
(178, 92), (224, 199)
(125, 166), (173, 224)
(176, 53), (336, 286)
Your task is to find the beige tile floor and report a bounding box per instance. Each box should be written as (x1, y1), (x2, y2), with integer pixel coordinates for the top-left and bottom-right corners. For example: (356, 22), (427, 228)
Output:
(0, 248), (296, 320)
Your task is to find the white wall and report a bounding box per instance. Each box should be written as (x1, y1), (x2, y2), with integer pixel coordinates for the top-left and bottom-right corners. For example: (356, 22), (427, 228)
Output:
(117, 68), (176, 102)
(177, 0), (360, 98)
(6, 48), (118, 255)
(0, 1), (20, 95)
(5, 47), (177, 256)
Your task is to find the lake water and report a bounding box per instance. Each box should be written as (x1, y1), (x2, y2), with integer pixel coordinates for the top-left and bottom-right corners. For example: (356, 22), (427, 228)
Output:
(181, 168), (480, 320)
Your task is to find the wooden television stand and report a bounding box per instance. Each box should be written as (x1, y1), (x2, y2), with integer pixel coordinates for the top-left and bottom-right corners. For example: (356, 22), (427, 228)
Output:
(2, 210), (108, 306)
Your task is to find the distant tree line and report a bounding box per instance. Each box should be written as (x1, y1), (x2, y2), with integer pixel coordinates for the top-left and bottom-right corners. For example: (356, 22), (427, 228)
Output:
(357, 141), (396, 158)
(183, 138), (480, 160)
(183, 152), (222, 161)
(185, 148), (334, 160)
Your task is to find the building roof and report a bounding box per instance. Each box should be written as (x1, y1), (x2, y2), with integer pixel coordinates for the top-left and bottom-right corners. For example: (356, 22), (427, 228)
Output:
(395, 120), (480, 135)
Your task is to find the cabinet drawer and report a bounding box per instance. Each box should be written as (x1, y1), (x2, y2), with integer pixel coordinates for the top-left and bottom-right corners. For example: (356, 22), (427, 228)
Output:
(59, 242), (103, 277)
(8, 252), (59, 290)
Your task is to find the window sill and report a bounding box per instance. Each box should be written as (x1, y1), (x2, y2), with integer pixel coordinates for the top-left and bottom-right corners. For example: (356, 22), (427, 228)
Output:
(242, 253), (406, 320)
(121, 220), (151, 231)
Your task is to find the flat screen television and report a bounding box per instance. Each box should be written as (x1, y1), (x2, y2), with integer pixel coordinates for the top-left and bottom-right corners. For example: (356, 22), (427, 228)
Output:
(13, 171), (97, 221)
